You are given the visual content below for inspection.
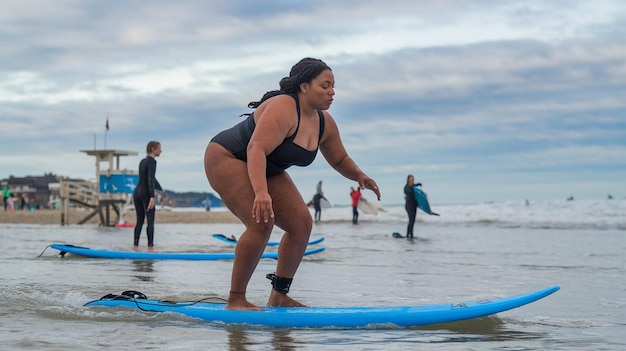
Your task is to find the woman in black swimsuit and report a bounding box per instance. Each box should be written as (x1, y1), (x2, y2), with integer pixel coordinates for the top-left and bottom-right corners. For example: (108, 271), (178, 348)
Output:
(133, 141), (162, 251)
(205, 58), (381, 310)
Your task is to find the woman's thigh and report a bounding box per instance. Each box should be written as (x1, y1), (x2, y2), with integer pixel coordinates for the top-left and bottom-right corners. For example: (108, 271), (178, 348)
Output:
(205, 143), (256, 225)
(268, 172), (312, 235)
(205, 142), (310, 233)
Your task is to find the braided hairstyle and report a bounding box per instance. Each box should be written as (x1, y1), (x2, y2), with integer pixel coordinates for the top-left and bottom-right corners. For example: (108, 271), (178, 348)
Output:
(247, 58), (331, 109)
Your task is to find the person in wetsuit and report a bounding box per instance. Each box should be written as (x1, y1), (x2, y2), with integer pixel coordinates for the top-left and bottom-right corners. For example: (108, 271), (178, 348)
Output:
(312, 180), (327, 223)
(133, 141), (162, 251)
(403, 174), (421, 238)
(205, 57), (381, 310)
(312, 193), (323, 223)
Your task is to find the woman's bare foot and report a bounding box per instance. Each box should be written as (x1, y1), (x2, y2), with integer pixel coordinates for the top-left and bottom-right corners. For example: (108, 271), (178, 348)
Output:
(225, 292), (264, 311)
(147, 246), (155, 252)
(267, 290), (307, 307)
(132, 246), (140, 252)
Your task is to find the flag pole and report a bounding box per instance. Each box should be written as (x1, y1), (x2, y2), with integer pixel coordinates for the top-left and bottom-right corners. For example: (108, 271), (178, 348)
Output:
(104, 117), (109, 150)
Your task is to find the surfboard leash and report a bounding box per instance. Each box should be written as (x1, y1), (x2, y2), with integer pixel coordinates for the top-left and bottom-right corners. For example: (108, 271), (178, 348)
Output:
(37, 244), (89, 258)
(36, 245), (52, 257)
(89, 290), (228, 311)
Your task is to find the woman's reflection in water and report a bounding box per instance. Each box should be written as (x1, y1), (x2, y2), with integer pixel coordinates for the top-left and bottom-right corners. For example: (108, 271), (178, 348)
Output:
(132, 260), (154, 282)
(227, 327), (296, 351)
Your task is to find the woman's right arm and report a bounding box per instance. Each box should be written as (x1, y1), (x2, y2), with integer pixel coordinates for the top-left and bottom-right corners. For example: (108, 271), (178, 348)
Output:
(246, 97), (297, 222)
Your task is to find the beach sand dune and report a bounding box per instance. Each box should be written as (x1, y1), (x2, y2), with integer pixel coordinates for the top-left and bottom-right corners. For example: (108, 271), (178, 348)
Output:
(0, 208), (239, 225)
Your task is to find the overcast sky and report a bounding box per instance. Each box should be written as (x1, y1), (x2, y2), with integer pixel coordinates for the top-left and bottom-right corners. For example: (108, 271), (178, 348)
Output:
(1, 0), (624, 205)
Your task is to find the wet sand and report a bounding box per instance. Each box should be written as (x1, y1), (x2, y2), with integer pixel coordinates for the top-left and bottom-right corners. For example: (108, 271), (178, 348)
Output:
(0, 208), (239, 225)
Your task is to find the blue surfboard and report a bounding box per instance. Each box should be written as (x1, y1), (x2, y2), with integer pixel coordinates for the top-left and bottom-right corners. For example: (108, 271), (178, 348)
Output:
(84, 286), (559, 328)
(48, 244), (325, 261)
(212, 234), (324, 247)
(413, 185), (439, 216)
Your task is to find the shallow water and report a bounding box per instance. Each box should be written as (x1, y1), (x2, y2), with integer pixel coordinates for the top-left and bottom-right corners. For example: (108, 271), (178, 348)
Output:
(1, 201), (625, 350)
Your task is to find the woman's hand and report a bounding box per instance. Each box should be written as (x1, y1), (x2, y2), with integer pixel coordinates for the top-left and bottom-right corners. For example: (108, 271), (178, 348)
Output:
(147, 197), (155, 210)
(252, 191), (274, 223)
(358, 176), (381, 201)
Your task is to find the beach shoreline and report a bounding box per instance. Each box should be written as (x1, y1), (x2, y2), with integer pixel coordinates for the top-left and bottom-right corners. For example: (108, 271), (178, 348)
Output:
(0, 208), (239, 225)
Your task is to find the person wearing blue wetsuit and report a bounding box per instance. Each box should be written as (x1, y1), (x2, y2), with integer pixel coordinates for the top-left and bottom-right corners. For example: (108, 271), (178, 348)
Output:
(404, 174), (421, 238)
(133, 141), (162, 251)
(205, 58), (381, 311)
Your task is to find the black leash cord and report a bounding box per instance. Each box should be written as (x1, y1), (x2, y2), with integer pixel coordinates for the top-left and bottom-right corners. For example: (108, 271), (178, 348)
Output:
(36, 245), (51, 258)
(126, 295), (228, 312)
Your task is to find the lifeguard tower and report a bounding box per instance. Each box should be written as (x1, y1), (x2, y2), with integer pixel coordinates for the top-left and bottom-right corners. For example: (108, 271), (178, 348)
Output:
(59, 149), (138, 226)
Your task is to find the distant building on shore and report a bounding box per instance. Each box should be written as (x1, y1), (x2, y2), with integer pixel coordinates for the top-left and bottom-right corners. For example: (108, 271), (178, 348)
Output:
(0, 173), (223, 210)
(1, 173), (85, 209)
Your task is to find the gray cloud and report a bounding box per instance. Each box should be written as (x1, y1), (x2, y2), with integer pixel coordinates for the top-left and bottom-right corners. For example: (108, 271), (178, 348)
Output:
(1, 0), (624, 204)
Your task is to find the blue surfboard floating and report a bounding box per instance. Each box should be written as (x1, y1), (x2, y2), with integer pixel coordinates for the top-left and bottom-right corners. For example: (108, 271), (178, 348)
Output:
(84, 286), (559, 328)
(212, 234), (324, 247)
(48, 244), (325, 261)
(413, 185), (439, 216)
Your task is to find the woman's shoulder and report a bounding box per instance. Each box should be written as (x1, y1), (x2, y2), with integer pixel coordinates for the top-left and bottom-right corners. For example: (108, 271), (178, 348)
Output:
(254, 94), (296, 116)
(262, 93), (296, 107)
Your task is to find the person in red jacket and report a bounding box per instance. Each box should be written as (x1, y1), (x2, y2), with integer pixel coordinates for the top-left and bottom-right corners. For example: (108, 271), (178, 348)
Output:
(350, 186), (362, 224)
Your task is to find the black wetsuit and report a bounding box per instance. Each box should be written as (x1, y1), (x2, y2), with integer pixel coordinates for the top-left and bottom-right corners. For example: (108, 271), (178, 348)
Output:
(133, 156), (162, 247)
(313, 193), (323, 222)
(404, 184), (418, 238)
(211, 94), (325, 176)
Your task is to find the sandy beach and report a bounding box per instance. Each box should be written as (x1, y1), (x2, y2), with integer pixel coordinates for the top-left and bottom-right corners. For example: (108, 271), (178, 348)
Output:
(0, 208), (239, 225)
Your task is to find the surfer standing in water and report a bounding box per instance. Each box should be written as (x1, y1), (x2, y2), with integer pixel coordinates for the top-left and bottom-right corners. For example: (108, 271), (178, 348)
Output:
(205, 58), (381, 310)
(350, 186), (361, 224)
(133, 141), (163, 252)
(403, 174), (420, 238)
(312, 180), (327, 223)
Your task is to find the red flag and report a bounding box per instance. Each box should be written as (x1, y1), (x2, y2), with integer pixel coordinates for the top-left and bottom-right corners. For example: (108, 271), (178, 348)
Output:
(106, 118), (109, 131)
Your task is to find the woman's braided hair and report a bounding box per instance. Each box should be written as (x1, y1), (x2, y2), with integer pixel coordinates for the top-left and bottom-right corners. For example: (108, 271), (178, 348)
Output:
(247, 58), (331, 109)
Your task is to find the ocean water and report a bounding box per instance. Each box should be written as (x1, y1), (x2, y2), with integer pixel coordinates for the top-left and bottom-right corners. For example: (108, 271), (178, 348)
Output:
(1, 199), (624, 350)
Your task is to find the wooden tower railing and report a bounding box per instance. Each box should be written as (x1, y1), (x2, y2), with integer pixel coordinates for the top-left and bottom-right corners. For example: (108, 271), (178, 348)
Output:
(59, 180), (129, 226)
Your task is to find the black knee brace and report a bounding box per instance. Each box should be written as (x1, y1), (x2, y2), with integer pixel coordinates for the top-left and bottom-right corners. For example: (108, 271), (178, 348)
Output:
(266, 273), (293, 294)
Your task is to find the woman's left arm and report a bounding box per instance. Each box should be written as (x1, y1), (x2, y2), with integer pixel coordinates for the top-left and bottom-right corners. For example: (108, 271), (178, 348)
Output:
(147, 159), (157, 210)
(319, 113), (381, 200)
